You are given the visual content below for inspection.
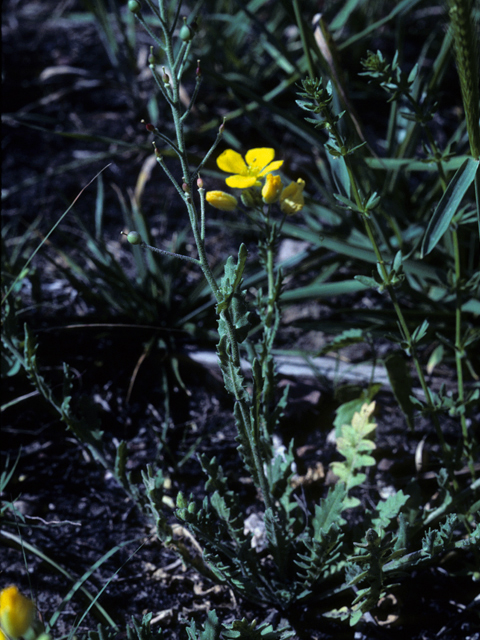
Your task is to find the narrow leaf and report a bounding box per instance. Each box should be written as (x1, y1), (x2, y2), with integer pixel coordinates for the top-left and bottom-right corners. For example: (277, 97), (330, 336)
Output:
(385, 353), (415, 430)
(421, 158), (479, 257)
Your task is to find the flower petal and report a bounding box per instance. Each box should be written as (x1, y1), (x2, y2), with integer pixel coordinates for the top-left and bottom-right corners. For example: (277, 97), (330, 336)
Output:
(245, 148), (275, 170)
(257, 160), (284, 177)
(262, 174), (283, 204)
(226, 175), (258, 188)
(217, 149), (247, 174)
(0, 586), (35, 640)
(206, 190), (238, 211)
(280, 178), (305, 215)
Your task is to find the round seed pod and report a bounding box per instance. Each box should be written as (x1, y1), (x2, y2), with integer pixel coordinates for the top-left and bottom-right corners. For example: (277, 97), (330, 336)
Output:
(127, 231), (142, 245)
(179, 20), (193, 42)
(128, 0), (141, 15)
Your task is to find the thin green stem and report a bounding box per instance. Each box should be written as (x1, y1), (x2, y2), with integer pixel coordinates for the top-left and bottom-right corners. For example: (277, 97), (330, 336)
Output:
(265, 240), (275, 328)
(198, 187), (206, 242)
(181, 72), (202, 121)
(168, 0), (184, 36)
(150, 127), (181, 156)
(361, 215), (448, 452)
(138, 240), (201, 266)
(475, 168), (480, 241)
(176, 40), (194, 81)
(148, 0), (275, 512)
(342, 148), (447, 450)
(192, 119), (225, 180)
(149, 64), (175, 108)
(143, 0), (163, 24)
(154, 153), (184, 199)
(134, 12), (165, 49)
(451, 228), (476, 478)
(293, 0), (315, 80)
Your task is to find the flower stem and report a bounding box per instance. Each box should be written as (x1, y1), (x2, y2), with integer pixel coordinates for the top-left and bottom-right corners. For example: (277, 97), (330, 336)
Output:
(152, 2), (274, 509)
(361, 214), (447, 449)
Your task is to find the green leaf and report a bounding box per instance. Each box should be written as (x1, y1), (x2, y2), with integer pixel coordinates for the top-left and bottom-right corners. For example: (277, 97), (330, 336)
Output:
(312, 483), (348, 535)
(421, 158), (479, 257)
(217, 244), (248, 313)
(317, 328), (365, 355)
(384, 353), (415, 430)
(329, 402), (377, 506)
(371, 490), (409, 532)
(334, 385), (381, 437)
(186, 609), (221, 640)
(354, 275), (381, 290)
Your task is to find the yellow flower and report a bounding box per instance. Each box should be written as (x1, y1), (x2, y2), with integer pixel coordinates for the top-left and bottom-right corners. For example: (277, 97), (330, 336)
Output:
(261, 174), (283, 204)
(217, 148), (283, 188)
(0, 586), (35, 640)
(280, 178), (305, 215)
(205, 190), (238, 211)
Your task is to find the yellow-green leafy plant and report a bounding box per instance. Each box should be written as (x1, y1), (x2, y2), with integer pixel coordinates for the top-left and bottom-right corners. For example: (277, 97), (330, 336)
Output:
(329, 402), (377, 509)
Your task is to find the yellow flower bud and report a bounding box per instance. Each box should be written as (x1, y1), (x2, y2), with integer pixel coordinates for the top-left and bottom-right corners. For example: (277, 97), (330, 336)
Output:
(205, 190), (238, 212)
(280, 178), (305, 215)
(261, 174), (283, 204)
(0, 586), (35, 640)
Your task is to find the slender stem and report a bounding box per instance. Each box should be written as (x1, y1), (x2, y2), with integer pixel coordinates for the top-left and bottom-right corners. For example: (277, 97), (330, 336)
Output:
(149, 64), (175, 108)
(143, 0), (163, 24)
(134, 12), (165, 49)
(150, 127), (181, 156)
(451, 227), (476, 478)
(361, 214), (448, 451)
(154, 153), (184, 199)
(265, 243), (275, 328)
(176, 40), (194, 80)
(475, 168), (480, 241)
(192, 118), (225, 180)
(198, 187), (206, 242)
(169, 0), (184, 35)
(139, 240), (201, 266)
(342, 148), (447, 448)
(148, 0), (274, 511)
(181, 73), (202, 121)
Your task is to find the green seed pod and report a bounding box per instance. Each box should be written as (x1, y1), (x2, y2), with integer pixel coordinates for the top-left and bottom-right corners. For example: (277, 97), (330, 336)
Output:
(127, 231), (142, 245)
(128, 0), (141, 15)
(179, 18), (193, 42)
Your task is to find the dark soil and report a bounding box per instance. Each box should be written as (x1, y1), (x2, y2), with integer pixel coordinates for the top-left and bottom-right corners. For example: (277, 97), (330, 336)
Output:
(1, 2), (479, 640)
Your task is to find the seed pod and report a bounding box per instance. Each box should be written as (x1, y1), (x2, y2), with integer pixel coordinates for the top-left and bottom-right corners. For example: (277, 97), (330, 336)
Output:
(127, 231), (142, 245)
(128, 0), (141, 15)
(179, 18), (193, 42)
